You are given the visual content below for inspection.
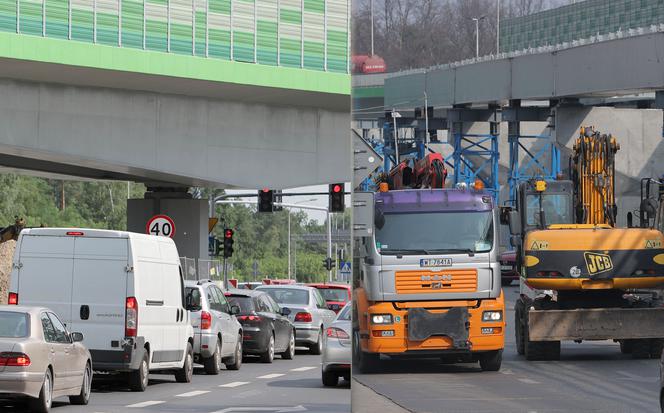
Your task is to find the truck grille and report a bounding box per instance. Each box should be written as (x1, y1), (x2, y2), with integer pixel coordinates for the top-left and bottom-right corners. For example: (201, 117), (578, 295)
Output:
(395, 269), (478, 294)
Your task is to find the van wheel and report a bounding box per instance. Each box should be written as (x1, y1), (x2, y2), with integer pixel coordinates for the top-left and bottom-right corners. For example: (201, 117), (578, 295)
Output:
(29, 368), (52, 413)
(281, 329), (295, 360)
(175, 343), (193, 383)
(261, 333), (275, 363)
(203, 339), (222, 375)
(70, 362), (92, 405)
(309, 328), (323, 355)
(129, 352), (149, 392)
(225, 335), (243, 371)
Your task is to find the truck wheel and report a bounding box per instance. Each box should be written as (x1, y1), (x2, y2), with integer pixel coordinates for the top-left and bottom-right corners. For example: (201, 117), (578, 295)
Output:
(479, 350), (502, 371)
(650, 339), (664, 359)
(631, 339), (651, 359)
(619, 339), (633, 354)
(129, 352), (149, 392)
(175, 343), (194, 383)
(203, 339), (222, 375)
(352, 330), (379, 374)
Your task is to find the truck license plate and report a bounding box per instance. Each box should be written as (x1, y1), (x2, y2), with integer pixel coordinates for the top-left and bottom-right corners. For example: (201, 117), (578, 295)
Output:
(420, 258), (452, 267)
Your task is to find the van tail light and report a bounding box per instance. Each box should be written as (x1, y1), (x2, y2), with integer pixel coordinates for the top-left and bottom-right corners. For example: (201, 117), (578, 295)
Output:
(326, 327), (350, 340)
(7, 292), (17, 305)
(125, 297), (138, 337)
(0, 352), (31, 367)
(200, 311), (212, 330)
(294, 312), (312, 323)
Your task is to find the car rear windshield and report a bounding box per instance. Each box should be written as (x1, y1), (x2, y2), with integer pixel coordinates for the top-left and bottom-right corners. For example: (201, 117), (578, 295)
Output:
(227, 296), (255, 313)
(0, 311), (29, 338)
(336, 305), (351, 321)
(318, 288), (349, 303)
(260, 288), (309, 305)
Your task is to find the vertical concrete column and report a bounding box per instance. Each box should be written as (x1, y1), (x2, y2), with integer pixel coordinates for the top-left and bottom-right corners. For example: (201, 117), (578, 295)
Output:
(127, 188), (209, 260)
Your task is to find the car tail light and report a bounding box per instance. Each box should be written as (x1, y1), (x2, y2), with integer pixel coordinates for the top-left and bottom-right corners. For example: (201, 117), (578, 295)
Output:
(326, 327), (349, 339)
(294, 312), (312, 323)
(237, 315), (261, 321)
(0, 352), (31, 367)
(7, 292), (17, 305)
(125, 297), (138, 337)
(200, 311), (212, 330)
(66, 231), (85, 236)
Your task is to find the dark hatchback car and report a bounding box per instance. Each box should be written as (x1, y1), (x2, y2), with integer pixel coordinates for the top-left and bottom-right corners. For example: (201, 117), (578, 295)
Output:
(226, 290), (296, 363)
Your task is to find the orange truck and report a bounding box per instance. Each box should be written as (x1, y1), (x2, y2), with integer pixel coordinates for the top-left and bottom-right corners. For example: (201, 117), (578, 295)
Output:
(352, 188), (505, 372)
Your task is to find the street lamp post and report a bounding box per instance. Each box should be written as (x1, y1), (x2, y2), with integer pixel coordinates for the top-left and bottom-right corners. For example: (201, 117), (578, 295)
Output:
(472, 15), (486, 58)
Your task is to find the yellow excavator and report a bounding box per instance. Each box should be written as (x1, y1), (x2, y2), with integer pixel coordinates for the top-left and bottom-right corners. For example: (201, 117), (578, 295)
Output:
(507, 127), (664, 360)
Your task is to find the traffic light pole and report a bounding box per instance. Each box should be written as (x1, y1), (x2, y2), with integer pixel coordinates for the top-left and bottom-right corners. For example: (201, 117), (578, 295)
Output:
(223, 256), (228, 290)
(327, 209), (332, 282)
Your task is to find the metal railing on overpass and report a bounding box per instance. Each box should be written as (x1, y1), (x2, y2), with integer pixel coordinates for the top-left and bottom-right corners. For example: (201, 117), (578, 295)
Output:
(0, 0), (350, 73)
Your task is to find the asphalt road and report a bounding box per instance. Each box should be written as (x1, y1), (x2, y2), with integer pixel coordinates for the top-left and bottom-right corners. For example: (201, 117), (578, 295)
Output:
(2, 349), (350, 413)
(353, 285), (662, 413)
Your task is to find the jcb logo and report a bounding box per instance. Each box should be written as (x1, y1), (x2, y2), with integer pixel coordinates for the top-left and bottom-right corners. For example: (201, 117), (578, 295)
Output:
(584, 252), (613, 275)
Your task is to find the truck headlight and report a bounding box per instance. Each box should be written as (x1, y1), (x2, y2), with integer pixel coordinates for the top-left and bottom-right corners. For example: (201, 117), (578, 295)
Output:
(482, 311), (503, 322)
(370, 314), (393, 325)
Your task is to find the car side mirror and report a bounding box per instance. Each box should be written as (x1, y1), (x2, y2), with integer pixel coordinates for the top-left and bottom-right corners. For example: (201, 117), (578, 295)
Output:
(508, 210), (521, 236)
(499, 206), (512, 225)
(230, 305), (240, 316)
(280, 307), (291, 316)
(71, 332), (84, 342)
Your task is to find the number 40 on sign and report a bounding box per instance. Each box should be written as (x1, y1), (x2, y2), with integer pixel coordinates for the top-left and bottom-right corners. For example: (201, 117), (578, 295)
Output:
(146, 215), (176, 238)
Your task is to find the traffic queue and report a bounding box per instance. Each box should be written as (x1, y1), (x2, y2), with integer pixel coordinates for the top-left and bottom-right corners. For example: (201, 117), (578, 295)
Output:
(0, 228), (351, 412)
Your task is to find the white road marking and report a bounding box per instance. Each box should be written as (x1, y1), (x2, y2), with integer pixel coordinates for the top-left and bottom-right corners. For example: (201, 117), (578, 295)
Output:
(176, 390), (211, 397)
(257, 373), (285, 379)
(126, 401), (165, 408)
(219, 381), (251, 388)
(290, 366), (316, 372)
(517, 378), (540, 384)
(211, 405), (306, 413)
(499, 369), (514, 375)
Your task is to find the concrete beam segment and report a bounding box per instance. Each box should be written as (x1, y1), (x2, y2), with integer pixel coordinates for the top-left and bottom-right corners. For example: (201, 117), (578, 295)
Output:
(502, 107), (552, 122)
(385, 32), (664, 109)
(0, 79), (350, 189)
(0, 32), (350, 112)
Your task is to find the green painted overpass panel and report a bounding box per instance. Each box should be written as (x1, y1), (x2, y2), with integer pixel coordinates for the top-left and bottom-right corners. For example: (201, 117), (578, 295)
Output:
(208, 28), (230, 58)
(233, 30), (254, 62)
(122, 0), (143, 49)
(171, 22), (193, 55)
(97, 12), (119, 45)
(0, 31), (350, 95)
(257, 20), (276, 65)
(71, 9), (93, 42)
(45, 0), (68, 39)
(0, 1), (16, 32)
(280, 37), (300, 67)
(19, 1), (43, 36)
(303, 40), (323, 70)
(195, 11), (206, 56)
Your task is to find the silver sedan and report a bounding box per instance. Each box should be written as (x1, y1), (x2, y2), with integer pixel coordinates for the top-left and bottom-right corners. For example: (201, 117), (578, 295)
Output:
(256, 285), (337, 354)
(322, 302), (351, 387)
(0, 306), (92, 412)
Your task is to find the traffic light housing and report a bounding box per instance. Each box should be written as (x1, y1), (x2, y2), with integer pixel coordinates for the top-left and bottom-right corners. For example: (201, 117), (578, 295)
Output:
(223, 228), (234, 258)
(323, 257), (335, 271)
(258, 189), (274, 212)
(329, 183), (345, 212)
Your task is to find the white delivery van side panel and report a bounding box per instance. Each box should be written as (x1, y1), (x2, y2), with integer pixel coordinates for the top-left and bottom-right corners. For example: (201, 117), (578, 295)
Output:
(159, 238), (187, 367)
(69, 237), (129, 354)
(131, 237), (166, 367)
(12, 235), (76, 322)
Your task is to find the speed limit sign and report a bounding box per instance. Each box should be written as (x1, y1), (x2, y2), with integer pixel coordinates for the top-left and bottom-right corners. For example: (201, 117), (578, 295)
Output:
(146, 215), (176, 238)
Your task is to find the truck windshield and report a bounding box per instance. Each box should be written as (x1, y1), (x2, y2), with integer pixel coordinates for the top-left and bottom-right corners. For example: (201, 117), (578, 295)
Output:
(526, 194), (572, 226)
(376, 211), (493, 255)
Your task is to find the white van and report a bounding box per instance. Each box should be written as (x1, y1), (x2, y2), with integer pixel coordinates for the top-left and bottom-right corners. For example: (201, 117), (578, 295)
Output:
(8, 228), (194, 392)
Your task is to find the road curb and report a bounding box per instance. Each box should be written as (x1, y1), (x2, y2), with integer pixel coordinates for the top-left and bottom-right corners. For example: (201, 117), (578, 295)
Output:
(351, 378), (411, 413)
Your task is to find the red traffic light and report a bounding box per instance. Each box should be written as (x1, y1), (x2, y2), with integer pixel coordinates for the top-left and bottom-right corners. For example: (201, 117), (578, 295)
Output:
(262, 188), (270, 193)
(333, 184), (342, 193)
(224, 229), (234, 238)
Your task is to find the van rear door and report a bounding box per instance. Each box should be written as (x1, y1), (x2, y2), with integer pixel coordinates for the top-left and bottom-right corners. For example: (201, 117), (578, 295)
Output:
(69, 236), (129, 354)
(15, 235), (75, 322)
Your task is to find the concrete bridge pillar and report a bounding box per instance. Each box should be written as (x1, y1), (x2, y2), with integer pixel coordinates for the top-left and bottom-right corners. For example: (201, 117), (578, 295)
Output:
(127, 187), (208, 260)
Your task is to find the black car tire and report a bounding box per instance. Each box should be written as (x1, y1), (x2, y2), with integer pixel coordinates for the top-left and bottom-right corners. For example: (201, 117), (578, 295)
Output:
(29, 368), (52, 413)
(479, 350), (502, 372)
(70, 362), (92, 405)
(281, 329), (295, 360)
(204, 339), (222, 375)
(309, 328), (323, 355)
(322, 370), (338, 387)
(225, 335), (243, 370)
(129, 352), (149, 392)
(175, 343), (194, 383)
(261, 333), (275, 363)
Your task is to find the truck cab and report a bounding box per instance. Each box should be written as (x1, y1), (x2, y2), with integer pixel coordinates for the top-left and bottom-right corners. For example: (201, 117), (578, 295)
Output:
(353, 188), (505, 372)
